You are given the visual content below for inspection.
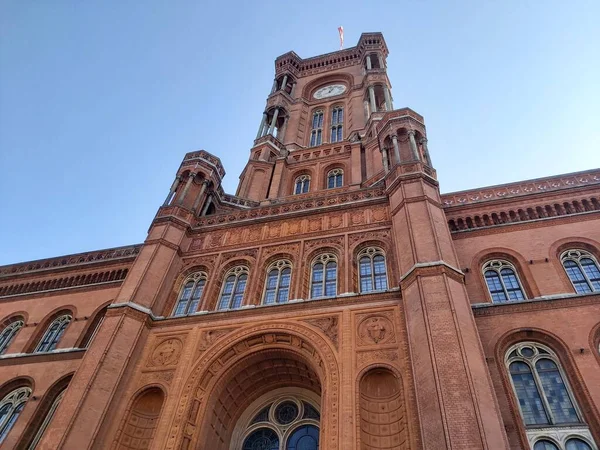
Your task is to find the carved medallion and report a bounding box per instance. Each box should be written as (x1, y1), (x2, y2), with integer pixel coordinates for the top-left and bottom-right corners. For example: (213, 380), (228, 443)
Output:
(150, 338), (182, 367)
(358, 315), (395, 346)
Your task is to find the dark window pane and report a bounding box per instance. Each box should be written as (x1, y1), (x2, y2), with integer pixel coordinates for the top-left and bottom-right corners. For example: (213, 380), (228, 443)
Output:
(534, 441), (560, 450)
(566, 438), (593, 450)
(243, 428), (279, 450)
(509, 361), (549, 425)
(286, 424), (319, 450)
(535, 359), (579, 423)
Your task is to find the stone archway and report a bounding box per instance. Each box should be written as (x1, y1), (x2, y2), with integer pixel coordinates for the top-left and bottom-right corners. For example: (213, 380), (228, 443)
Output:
(167, 323), (339, 450)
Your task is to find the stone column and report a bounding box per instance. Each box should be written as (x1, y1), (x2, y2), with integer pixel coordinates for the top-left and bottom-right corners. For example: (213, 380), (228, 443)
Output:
(192, 180), (209, 213)
(368, 86), (377, 113)
(256, 112), (268, 139)
(163, 176), (181, 206)
(381, 148), (390, 172)
(383, 85), (393, 111)
(363, 100), (370, 120)
(267, 107), (279, 135)
(200, 195), (213, 216)
(290, 82), (297, 97)
(280, 74), (288, 92)
(271, 78), (277, 94)
(366, 55), (372, 70)
(407, 130), (420, 161)
(378, 54), (385, 69)
(177, 172), (196, 206)
(278, 116), (288, 141)
(421, 137), (433, 166)
(391, 134), (401, 165)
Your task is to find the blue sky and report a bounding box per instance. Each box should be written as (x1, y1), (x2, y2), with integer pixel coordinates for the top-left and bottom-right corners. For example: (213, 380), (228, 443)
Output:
(1, 1), (599, 265)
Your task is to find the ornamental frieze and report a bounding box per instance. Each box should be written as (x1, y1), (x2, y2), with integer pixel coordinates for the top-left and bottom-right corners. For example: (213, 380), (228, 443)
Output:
(302, 316), (339, 350)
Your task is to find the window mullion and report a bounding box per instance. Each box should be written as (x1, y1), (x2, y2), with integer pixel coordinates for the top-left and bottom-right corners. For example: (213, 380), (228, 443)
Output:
(532, 358), (556, 425)
(499, 270), (511, 300)
(577, 260), (594, 291)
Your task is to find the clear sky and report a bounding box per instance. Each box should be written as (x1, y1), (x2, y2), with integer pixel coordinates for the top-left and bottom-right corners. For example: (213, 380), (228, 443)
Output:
(1, 1), (599, 265)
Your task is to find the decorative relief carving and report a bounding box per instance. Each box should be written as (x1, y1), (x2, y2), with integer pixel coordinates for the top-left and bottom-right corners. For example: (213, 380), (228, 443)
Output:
(248, 226), (263, 241)
(357, 314), (396, 346)
(221, 248), (258, 261)
(356, 349), (399, 367)
(140, 370), (175, 386)
(372, 207), (388, 222)
(149, 339), (183, 367)
(308, 219), (322, 232)
(351, 212), (365, 225)
(262, 243), (300, 260)
(329, 214), (344, 229)
(349, 229), (391, 248)
(197, 328), (236, 354)
(208, 233), (224, 248)
(189, 238), (204, 251)
(303, 236), (344, 254)
(303, 316), (339, 349)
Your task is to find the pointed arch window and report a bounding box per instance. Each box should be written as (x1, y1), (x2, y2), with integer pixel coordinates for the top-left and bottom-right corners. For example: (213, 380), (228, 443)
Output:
(173, 272), (207, 316)
(294, 175), (310, 195)
(263, 260), (292, 305)
(331, 106), (343, 143)
(358, 247), (388, 293)
(310, 254), (337, 299)
(0, 319), (24, 355)
(0, 387), (31, 443)
(310, 111), (323, 146)
(27, 385), (67, 449)
(327, 168), (343, 189)
(561, 249), (600, 294)
(483, 260), (526, 303)
(79, 308), (106, 348)
(217, 267), (248, 310)
(35, 314), (71, 353)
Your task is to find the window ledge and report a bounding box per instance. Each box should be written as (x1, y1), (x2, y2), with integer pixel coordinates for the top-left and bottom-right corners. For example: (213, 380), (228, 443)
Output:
(0, 347), (85, 366)
(472, 291), (599, 316)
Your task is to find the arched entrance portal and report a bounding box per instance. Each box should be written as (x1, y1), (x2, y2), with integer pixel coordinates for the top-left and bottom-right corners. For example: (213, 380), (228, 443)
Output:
(199, 349), (322, 450)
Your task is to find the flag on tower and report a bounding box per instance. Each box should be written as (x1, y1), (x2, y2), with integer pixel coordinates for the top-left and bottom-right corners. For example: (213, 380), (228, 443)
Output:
(338, 26), (344, 50)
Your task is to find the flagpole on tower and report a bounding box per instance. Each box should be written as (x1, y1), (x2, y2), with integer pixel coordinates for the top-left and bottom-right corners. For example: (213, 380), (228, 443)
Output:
(338, 26), (344, 50)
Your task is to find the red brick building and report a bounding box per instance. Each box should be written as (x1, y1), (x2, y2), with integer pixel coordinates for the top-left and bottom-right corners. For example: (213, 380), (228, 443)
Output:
(0, 32), (598, 450)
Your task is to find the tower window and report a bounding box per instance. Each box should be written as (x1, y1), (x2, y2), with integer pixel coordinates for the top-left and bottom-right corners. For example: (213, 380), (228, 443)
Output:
(35, 314), (72, 353)
(294, 175), (310, 195)
(327, 168), (343, 189)
(263, 260), (292, 305)
(173, 272), (207, 316)
(561, 249), (600, 294)
(217, 267), (248, 310)
(310, 254), (337, 298)
(358, 247), (388, 293)
(331, 107), (343, 143)
(0, 319), (24, 355)
(0, 387), (31, 443)
(482, 260), (526, 303)
(310, 111), (323, 146)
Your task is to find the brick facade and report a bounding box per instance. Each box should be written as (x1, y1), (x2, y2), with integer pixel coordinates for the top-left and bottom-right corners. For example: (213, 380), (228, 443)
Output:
(0, 32), (598, 450)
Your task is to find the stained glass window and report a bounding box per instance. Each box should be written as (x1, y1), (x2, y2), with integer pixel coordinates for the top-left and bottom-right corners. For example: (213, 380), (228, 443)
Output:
(0, 387), (30, 443)
(483, 260), (526, 303)
(535, 359), (578, 423)
(286, 424), (319, 450)
(561, 250), (600, 294)
(242, 428), (279, 450)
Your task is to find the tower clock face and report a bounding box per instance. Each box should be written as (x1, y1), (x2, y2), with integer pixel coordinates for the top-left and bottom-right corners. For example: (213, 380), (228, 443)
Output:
(313, 84), (346, 99)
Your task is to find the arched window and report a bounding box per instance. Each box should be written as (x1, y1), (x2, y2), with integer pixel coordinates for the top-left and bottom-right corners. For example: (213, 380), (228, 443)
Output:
(482, 260), (526, 302)
(217, 267), (248, 310)
(263, 260), (292, 305)
(35, 314), (71, 353)
(27, 385), (67, 449)
(506, 343), (594, 449)
(566, 439), (593, 450)
(310, 111), (323, 146)
(327, 168), (343, 189)
(239, 395), (320, 450)
(310, 254), (337, 298)
(0, 387), (31, 443)
(0, 319), (24, 355)
(294, 175), (310, 195)
(561, 249), (600, 294)
(358, 247), (388, 293)
(173, 272), (207, 316)
(79, 308), (106, 349)
(331, 106), (343, 143)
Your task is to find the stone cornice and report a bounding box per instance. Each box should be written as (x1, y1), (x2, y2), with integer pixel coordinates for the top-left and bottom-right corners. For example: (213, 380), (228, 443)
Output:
(441, 168), (600, 208)
(399, 261), (465, 286)
(0, 347), (85, 367)
(472, 292), (600, 317)
(0, 244), (141, 279)
(180, 150), (225, 179)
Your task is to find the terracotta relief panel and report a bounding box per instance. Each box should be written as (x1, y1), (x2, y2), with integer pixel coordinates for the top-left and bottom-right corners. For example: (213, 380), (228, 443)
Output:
(147, 338), (183, 368)
(302, 316), (339, 350)
(357, 314), (396, 346)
